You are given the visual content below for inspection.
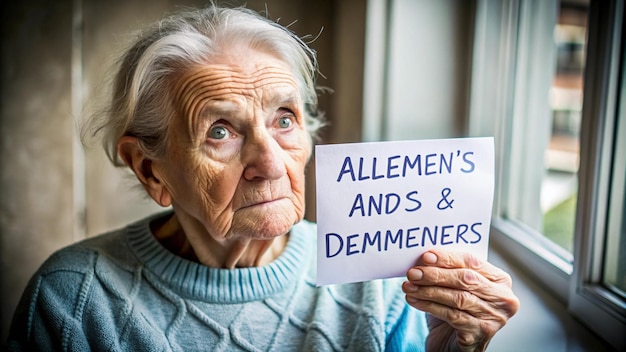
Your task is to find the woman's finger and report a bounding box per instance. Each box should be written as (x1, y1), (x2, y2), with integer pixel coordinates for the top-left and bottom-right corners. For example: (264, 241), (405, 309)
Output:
(420, 249), (513, 286)
(403, 282), (501, 317)
(406, 266), (519, 314)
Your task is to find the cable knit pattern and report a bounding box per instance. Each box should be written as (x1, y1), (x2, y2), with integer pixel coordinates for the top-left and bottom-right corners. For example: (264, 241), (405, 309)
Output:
(7, 211), (427, 351)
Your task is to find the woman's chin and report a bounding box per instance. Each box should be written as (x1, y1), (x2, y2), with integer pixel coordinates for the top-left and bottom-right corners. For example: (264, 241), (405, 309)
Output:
(230, 202), (300, 239)
(233, 213), (295, 240)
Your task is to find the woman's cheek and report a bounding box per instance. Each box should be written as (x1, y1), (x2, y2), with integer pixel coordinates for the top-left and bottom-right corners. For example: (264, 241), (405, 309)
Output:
(202, 136), (244, 162)
(278, 130), (311, 160)
(287, 161), (308, 215)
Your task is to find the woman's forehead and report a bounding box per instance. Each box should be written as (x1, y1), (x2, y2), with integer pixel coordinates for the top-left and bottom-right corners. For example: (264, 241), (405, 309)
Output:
(198, 87), (300, 112)
(177, 65), (299, 101)
(175, 55), (301, 115)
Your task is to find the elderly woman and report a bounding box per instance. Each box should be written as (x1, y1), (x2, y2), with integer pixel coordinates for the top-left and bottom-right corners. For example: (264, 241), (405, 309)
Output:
(7, 4), (518, 351)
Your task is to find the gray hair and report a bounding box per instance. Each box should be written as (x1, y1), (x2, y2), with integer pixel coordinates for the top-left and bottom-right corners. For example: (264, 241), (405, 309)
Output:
(87, 4), (325, 167)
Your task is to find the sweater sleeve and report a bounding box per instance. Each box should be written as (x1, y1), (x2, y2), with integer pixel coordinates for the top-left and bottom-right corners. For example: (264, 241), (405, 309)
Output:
(382, 278), (428, 352)
(385, 304), (428, 352)
(6, 250), (94, 351)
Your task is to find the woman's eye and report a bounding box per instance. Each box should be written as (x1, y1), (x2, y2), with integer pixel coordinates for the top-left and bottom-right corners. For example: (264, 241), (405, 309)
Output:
(278, 116), (293, 129)
(208, 125), (229, 140)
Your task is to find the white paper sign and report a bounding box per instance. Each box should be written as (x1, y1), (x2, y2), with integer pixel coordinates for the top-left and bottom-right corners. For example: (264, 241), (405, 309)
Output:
(315, 137), (494, 286)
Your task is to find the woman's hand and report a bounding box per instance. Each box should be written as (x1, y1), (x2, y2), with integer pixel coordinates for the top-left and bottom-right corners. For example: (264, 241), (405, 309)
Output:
(402, 250), (519, 352)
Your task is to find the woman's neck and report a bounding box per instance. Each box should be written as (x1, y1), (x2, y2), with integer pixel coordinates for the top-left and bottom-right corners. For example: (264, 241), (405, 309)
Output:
(151, 212), (288, 268)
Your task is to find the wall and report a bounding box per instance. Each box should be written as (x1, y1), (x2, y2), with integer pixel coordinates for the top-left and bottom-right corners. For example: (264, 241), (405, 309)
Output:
(1, 0), (76, 341)
(383, 0), (474, 140)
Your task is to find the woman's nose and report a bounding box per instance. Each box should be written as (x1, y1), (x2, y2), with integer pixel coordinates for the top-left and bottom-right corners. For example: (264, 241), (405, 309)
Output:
(242, 130), (287, 181)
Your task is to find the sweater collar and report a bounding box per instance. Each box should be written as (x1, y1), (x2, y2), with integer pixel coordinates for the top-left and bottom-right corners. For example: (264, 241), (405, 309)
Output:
(126, 211), (314, 303)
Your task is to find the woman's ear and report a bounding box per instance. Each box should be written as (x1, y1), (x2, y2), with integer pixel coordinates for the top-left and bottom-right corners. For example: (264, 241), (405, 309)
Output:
(117, 136), (172, 207)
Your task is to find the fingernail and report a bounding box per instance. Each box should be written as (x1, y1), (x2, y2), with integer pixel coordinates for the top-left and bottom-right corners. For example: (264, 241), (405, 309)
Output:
(408, 268), (423, 281)
(406, 296), (418, 303)
(423, 252), (437, 264)
(405, 283), (419, 292)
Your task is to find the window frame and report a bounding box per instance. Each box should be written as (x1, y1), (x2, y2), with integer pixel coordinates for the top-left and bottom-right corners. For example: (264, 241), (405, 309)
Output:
(568, 0), (626, 347)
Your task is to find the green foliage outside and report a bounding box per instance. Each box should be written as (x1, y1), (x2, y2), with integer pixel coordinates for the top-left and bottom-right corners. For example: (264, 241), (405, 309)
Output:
(543, 194), (577, 253)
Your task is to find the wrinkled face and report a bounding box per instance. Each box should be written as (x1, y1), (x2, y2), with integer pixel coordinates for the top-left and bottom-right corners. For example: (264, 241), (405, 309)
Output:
(154, 47), (311, 242)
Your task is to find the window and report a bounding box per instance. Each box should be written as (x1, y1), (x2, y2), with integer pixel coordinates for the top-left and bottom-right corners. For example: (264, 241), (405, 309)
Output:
(362, 0), (625, 348)
(469, 0), (626, 349)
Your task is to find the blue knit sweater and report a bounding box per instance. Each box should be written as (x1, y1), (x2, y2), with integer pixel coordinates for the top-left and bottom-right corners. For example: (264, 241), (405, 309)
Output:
(7, 211), (427, 351)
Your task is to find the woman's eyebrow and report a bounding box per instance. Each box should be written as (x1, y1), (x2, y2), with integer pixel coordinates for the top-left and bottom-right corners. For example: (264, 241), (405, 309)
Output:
(186, 100), (241, 140)
(267, 89), (300, 108)
(201, 100), (241, 115)
(279, 96), (299, 107)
